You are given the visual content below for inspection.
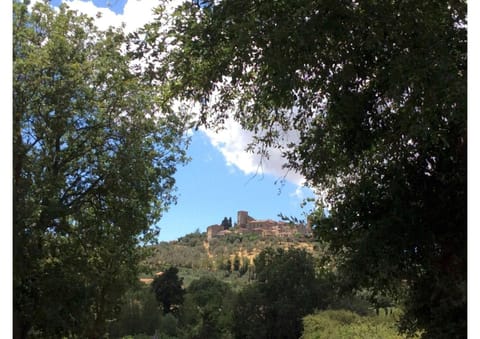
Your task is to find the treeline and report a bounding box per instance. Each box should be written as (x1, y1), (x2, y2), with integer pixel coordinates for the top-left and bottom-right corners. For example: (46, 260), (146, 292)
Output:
(111, 247), (405, 339)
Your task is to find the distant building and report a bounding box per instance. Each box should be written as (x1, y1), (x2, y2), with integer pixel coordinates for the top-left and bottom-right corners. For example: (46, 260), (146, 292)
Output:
(206, 210), (312, 241)
(237, 210), (254, 227)
(207, 224), (225, 241)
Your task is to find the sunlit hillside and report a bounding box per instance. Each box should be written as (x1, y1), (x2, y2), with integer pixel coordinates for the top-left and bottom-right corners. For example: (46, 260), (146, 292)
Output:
(143, 229), (329, 289)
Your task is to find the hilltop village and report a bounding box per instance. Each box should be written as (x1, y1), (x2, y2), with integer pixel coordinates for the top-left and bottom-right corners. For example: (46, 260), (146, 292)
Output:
(206, 210), (312, 241)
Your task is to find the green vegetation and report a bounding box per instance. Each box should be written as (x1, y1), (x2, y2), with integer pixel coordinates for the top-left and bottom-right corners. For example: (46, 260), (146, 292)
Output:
(108, 287), (162, 338)
(233, 248), (325, 339)
(13, 1), (188, 337)
(110, 247), (377, 339)
(152, 267), (185, 315)
(179, 276), (235, 339)
(137, 0), (467, 337)
(147, 230), (325, 292)
(13, 0), (466, 337)
(302, 310), (413, 339)
(147, 229), (330, 287)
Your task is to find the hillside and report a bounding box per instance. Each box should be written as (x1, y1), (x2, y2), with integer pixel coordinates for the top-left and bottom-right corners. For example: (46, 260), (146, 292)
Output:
(144, 229), (327, 289)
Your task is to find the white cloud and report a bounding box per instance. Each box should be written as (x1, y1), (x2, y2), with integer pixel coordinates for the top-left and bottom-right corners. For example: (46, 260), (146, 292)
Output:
(201, 118), (306, 186)
(291, 185), (305, 200)
(184, 74), (307, 187)
(60, 0), (159, 32)
(27, 0), (161, 32)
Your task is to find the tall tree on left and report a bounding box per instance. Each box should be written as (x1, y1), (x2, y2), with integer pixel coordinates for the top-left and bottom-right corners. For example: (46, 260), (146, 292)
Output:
(13, 1), (189, 338)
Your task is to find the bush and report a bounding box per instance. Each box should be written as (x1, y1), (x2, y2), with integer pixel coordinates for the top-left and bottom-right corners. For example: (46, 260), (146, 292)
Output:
(302, 310), (410, 339)
(159, 313), (179, 337)
(108, 287), (162, 338)
(180, 276), (235, 338)
(329, 294), (373, 316)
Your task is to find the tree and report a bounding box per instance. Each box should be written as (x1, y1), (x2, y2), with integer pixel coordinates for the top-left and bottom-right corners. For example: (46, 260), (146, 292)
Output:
(257, 248), (324, 339)
(232, 285), (268, 339)
(180, 276), (235, 339)
(108, 286), (162, 338)
(239, 260), (249, 277)
(151, 266), (185, 314)
(221, 216), (232, 229)
(232, 248), (324, 339)
(225, 258), (232, 273)
(233, 255), (241, 272)
(139, 0), (467, 337)
(13, 1), (189, 338)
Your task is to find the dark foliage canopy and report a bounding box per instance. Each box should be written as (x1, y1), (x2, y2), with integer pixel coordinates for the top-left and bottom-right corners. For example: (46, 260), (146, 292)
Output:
(138, 0), (467, 337)
(152, 266), (185, 314)
(180, 276), (235, 339)
(13, 1), (189, 337)
(233, 248), (324, 339)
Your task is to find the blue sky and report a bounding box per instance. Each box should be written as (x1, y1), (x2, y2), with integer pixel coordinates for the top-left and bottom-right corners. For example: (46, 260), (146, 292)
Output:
(157, 131), (314, 241)
(39, 0), (315, 241)
(49, 0), (127, 13)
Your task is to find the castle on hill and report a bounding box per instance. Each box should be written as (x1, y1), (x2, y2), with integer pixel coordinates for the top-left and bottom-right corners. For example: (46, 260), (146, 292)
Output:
(207, 210), (312, 241)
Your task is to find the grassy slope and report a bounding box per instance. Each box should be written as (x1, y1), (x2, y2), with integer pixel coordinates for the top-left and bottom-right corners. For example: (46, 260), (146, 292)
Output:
(143, 231), (324, 289)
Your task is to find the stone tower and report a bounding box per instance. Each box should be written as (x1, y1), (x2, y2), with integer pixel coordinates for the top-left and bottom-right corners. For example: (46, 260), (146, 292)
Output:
(237, 210), (248, 227)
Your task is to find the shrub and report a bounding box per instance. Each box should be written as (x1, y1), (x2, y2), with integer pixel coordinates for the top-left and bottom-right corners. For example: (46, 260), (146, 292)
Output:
(159, 313), (179, 337)
(302, 310), (410, 339)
